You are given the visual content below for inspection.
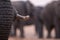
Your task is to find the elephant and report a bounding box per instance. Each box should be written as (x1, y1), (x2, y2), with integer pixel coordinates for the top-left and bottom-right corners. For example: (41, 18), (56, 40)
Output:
(12, 1), (34, 25)
(0, 0), (15, 40)
(41, 0), (60, 38)
(10, 1), (34, 38)
(33, 6), (43, 38)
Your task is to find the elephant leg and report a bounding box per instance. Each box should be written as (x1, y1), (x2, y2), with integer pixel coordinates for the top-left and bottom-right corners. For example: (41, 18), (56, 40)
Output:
(10, 21), (19, 37)
(38, 23), (43, 38)
(46, 24), (54, 38)
(35, 20), (43, 38)
(47, 30), (51, 38)
(17, 21), (24, 38)
(20, 26), (24, 38)
(47, 25), (54, 38)
(35, 24), (39, 34)
(55, 26), (60, 38)
(54, 18), (60, 38)
(35, 20), (40, 34)
(47, 26), (52, 38)
(10, 24), (16, 37)
(10, 26), (16, 37)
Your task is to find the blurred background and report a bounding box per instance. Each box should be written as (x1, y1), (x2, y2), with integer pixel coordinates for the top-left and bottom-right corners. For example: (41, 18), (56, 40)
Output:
(11, 0), (54, 6)
(8, 0), (59, 40)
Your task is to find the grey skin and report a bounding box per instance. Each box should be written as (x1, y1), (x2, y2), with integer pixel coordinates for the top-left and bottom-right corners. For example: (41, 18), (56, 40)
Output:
(10, 1), (34, 38)
(12, 1), (34, 25)
(33, 6), (43, 38)
(41, 1), (60, 38)
(10, 7), (30, 37)
(41, 1), (56, 38)
(0, 0), (14, 40)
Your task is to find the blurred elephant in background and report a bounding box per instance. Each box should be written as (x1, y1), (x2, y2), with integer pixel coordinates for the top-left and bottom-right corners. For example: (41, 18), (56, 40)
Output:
(10, 1), (34, 38)
(41, 0), (60, 38)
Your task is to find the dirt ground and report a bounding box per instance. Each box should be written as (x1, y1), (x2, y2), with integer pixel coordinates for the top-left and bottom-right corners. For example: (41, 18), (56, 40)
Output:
(8, 25), (58, 40)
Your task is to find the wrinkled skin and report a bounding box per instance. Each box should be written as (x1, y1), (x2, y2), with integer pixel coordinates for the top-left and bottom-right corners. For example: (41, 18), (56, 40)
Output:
(33, 6), (43, 38)
(42, 1), (60, 38)
(10, 1), (34, 38)
(0, 0), (14, 40)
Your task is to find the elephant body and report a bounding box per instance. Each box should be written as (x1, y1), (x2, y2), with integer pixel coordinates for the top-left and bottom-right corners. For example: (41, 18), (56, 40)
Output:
(42, 1), (60, 38)
(11, 1), (34, 38)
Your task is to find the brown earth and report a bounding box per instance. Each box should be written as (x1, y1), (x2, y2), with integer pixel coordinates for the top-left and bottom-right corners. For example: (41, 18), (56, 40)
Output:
(8, 25), (59, 40)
